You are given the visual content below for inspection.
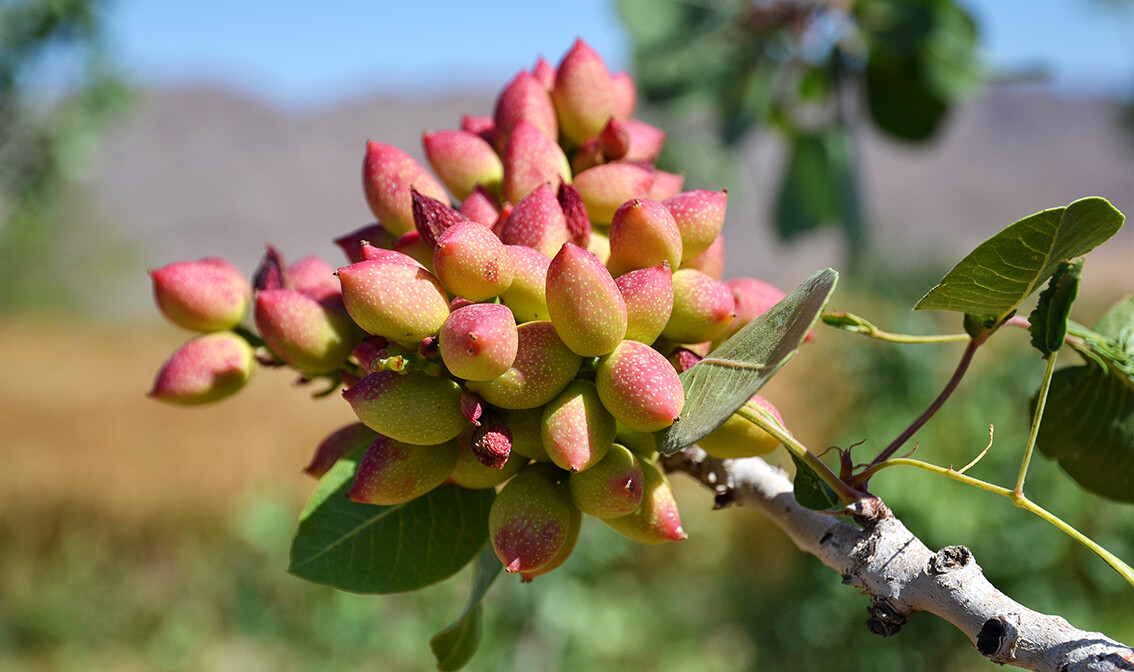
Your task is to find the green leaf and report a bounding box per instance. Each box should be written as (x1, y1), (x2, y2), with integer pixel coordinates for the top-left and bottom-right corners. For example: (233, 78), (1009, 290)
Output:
(915, 198), (1125, 330)
(657, 269), (838, 454)
(1028, 259), (1082, 358)
(1036, 296), (1134, 502)
(789, 452), (840, 511)
(1094, 294), (1134, 354)
(773, 129), (863, 249)
(1034, 366), (1133, 503)
(288, 449), (495, 594)
(429, 545), (503, 671)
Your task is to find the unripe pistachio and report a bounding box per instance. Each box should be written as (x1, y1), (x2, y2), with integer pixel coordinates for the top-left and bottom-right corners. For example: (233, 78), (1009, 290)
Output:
(254, 289), (359, 375)
(682, 233), (725, 280)
(347, 435), (459, 506)
(502, 120), (572, 205)
(337, 259), (450, 347)
(499, 245), (552, 323)
(595, 339), (684, 432)
(597, 117), (631, 161)
(541, 380), (616, 473)
(647, 170), (685, 201)
(623, 120), (666, 164)
(572, 162), (654, 224)
(459, 185), (501, 228)
(361, 242), (426, 269)
(552, 38), (614, 145)
(343, 370), (466, 445)
(412, 189), (470, 248)
(465, 321), (581, 410)
(616, 422), (659, 462)
(422, 129), (503, 200)
(663, 190), (728, 262)
(697, 394), (786, 459)
(334, 223), (396, 263)
(433, 221), (515, 301)
(546, 243), (628, 357)
(607, 198), (683, 277)
(461, 114), (495, 143)
(493, 70), (558, 151)
(497, 183), (571, 258)
(602, 459), (686, 544)
(662, 268), (736, 344)
(362, 140), (449, 236)
(518, 500), (581, 582)
(149, 331), (255, 405)
(252, 245), (288, 292)
(499, 407), (551, 462)
(610, 71), (637, 121)
(616, 262), (674, 344)
(715, 277), (788, 346)
(288, 255), (341, 303)
(489, 464), (580, 574)
(568, 443), (644, 518)
(439, 303), (518, 381)
(151, 258), (250, 332)
(304, 423), (378, 478)
(448, 426), (526, 489)
(531, 56), (556, 90)
(571, 136), (605, 174)
(391, 230), (436, 272)
(586, 229), (611, 265)
(558, 183), (592, 248)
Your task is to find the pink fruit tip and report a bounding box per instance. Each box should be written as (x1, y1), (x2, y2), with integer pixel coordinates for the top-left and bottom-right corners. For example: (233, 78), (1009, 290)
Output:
(505, 558), (522, 573)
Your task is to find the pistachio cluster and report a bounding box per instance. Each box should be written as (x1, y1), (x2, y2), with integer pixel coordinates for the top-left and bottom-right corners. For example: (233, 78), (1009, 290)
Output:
(148, 39), (796, 580)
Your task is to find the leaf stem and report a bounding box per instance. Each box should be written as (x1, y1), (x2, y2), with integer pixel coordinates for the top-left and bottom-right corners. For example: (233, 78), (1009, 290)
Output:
(858, 338), (980, 484)
(860, 457), (1134, 586)
(821, 311), (970, 344)
(1015, 351), (1058, 494)
(735, 405), (867, 504)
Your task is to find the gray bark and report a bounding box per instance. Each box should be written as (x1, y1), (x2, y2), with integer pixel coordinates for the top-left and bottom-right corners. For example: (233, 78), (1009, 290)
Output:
(660, 447), (1134, 672)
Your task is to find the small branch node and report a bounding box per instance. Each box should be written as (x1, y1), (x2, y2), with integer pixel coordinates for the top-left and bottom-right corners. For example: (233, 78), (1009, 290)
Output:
(977, 614), (1021, 663)
(929, 545), (973, 575)
(865, 597), (910, 637)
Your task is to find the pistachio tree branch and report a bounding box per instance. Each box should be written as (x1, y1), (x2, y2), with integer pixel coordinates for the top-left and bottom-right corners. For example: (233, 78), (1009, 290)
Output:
(659, 447), (1133, 672)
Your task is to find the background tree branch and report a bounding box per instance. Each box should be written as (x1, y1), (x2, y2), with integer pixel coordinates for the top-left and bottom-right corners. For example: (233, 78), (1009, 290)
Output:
(660, 447), (1134, 672)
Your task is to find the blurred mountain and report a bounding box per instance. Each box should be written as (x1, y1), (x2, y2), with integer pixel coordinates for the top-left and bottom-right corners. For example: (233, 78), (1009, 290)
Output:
(91, 86), (1132, 318)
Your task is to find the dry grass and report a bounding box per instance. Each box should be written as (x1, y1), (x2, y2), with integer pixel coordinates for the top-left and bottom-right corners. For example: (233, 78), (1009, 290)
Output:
(0, 321), (355, 527)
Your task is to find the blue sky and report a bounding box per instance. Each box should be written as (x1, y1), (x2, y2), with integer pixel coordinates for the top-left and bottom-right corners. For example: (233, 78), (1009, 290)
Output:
(99, 0), (1133, 112)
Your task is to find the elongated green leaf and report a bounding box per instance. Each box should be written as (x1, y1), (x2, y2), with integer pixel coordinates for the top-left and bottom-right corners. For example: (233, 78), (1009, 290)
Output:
(430, 545), (503, 671)
(790, 453), (840, 511)
(1036, 296), (1134, 502)
(1028, 259), (1082, 358)
(658, 269), (838, 454)
(288, 449), (494, 594)
(915, 198), (1125, 328)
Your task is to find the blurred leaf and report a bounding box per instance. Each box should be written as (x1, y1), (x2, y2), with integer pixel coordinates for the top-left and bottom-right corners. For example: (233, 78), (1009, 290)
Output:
(915, 198), (1125, 333)
(790, 453), (840, 510)
(288, 449), (494, 594)
(658, 269), (837, 454)
(773, 128), (863, 251)
(1028, 259), (1082, 358)
(430, 545), (502, 671)
(863, 56), (948, 141)
(855, 0), (981, 140)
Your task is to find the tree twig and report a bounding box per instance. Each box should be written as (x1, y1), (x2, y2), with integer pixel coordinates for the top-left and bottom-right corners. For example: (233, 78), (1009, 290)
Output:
(659, 447), (1133, 672)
